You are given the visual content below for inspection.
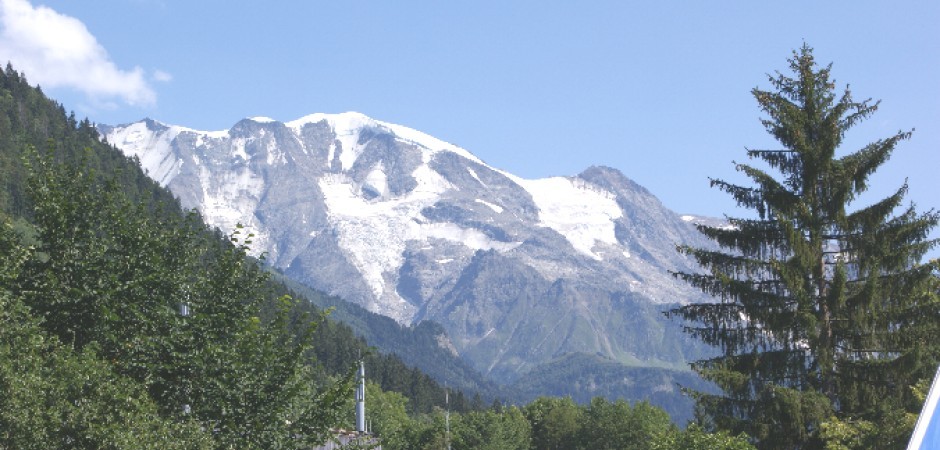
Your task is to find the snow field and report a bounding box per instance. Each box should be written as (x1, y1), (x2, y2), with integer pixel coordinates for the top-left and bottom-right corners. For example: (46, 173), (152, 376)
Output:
(514, 176), (622, 260)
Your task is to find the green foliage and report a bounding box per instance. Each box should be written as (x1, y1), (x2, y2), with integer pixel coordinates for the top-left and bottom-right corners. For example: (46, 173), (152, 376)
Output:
(819, 408), (918, 450)
(524, 396), (582, 450)
(364, 382), (413, 449)
(577, 397), (674, 450)
(670, 45), (940, 449)
(393, 405), (532, 450)
(652, 424), (755, 450)
(397, 413), (449, 450)
(12, 147), (354, 448)
(509, 351), (710, 424)
(382, 389), (768, 450)
(0, 221), (211, 449)
(817, 373), (935, 450)
(450, 406), (531, 450)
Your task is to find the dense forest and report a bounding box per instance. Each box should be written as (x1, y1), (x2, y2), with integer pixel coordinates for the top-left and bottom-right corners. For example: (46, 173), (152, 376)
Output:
(2, 44), (937, 450)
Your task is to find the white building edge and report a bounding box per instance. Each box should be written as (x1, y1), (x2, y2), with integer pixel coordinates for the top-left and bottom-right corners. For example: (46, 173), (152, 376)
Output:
(908, 364), (940, 449)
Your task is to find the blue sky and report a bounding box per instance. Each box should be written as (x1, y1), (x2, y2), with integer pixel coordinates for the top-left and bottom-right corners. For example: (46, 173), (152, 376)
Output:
(2, 1), (939, 255)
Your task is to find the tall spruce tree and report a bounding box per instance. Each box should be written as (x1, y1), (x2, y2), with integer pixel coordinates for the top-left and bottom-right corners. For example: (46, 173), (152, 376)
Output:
(670, 45), (939, 449)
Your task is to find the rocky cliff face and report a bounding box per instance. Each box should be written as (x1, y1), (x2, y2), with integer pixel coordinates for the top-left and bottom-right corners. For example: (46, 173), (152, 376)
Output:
(101, 112), (714, 383)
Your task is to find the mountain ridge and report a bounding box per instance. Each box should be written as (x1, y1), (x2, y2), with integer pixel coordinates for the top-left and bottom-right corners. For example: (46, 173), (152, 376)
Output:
(100, 112), (717, 384)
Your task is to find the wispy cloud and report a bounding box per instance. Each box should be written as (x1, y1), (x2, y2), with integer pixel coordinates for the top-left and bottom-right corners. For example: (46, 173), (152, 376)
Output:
(0, 0), (158, 106)
(152, 69), (173, 83)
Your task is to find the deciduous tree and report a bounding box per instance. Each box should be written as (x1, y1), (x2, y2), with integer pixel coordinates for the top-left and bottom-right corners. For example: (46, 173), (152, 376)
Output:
(17, 148), (352, 449)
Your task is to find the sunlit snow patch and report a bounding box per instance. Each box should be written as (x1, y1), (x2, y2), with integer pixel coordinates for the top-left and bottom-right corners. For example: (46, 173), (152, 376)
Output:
(514, 176), (622, 260)
(231, 137), (249, 161)
(363, 163), (389, 198)
(467, 167), (485, 185)
(475, 198), (504, 214)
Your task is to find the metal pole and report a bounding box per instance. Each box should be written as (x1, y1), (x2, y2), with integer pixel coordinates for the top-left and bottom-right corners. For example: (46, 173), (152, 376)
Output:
(356, 357), (366, 433)
(179, 301), (191, 416)
(445, 382), (451, 450)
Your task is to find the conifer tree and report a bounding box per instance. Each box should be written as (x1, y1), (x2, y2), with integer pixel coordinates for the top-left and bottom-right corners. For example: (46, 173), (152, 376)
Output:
(670, 45), (939, 449)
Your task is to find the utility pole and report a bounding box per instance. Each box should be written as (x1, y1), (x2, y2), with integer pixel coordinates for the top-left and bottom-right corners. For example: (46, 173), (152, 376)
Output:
(179, 301), (191, 416)
(445, 382), (451, 450)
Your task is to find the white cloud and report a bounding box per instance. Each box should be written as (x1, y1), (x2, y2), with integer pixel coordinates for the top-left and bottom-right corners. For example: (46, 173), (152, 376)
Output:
(0, 0), (157, 106)
(152, 69), (173, 83)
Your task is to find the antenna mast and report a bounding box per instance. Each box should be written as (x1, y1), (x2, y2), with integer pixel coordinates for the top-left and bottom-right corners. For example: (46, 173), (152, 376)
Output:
(356, 353), (366, 434)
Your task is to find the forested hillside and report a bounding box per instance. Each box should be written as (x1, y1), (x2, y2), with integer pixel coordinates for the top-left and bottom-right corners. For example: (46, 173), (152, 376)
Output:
(274, 272), (503, 403)
(2, 68), (339, 447)
(0, 68), (178, 221)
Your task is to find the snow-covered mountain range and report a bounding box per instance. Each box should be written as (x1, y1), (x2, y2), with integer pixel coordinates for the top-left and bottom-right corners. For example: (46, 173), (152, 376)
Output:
(101, 112), (715, 383)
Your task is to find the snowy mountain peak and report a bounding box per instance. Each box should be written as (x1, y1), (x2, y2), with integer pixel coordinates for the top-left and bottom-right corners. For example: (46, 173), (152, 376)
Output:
(287, 111), (375, 134)
(101, 112), (714, 383)
(287, 112), (484, 166)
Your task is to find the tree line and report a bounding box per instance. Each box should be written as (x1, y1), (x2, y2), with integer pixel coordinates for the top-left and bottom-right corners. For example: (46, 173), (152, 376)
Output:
(338, 387), (753, 450)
